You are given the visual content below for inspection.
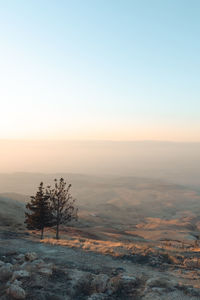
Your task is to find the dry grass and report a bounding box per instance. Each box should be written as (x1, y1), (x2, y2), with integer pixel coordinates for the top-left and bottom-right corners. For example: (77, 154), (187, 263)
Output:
(41, 237), (143, 257)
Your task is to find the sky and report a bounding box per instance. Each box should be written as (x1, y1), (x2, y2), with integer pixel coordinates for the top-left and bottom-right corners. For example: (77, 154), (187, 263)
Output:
(0, 0), (199, 141)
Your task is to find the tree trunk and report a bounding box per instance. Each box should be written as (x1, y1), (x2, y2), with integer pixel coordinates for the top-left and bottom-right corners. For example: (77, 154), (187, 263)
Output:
(56, 222), (59, 240)
(41, 227), (44, 239)
(56, 199), (60, 240)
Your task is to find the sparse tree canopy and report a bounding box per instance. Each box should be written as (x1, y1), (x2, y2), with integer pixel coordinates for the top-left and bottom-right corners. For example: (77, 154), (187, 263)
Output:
(46, 178), (78, 240)
(25, 182), (52, 239)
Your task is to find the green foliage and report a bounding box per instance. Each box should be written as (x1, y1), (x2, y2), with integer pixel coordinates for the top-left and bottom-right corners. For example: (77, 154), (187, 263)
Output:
(25, 178), (78, 240)
(24, 182), (53, 239)
(46, 178), (78, 239)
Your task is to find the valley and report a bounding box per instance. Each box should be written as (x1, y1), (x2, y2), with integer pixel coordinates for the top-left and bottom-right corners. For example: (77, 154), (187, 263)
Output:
(1, 173), (200, 299)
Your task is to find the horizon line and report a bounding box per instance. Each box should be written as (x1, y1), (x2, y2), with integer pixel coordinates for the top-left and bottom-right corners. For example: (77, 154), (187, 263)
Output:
(0, 138), (200, 144)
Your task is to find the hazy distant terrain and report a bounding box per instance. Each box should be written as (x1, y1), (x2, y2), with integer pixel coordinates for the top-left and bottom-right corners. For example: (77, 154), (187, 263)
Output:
(0, 140), (199, 241)
(0, 140), (200, 187)
(1, 172), (200, 244)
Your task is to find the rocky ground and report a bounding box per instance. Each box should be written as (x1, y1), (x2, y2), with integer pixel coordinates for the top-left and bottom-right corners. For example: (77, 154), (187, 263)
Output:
(1, 230), (200, 300)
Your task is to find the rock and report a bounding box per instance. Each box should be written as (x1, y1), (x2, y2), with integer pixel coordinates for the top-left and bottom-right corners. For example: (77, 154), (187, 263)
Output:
(5, 262), (12, 268)
(151, 287), (166, 294)
(45, 262), (54, 269)
(184, 258), (200, 268)
(38, 268), (52, 276)
(107, 274), (138, 296)
(7, 284), (26, 299)
(107, 276), (121, 295)
(12, 258), (17, 264)
(0, 260), (4, 267)
(38, 292), (64, 300)
(142, 291), (166, 300)
(87, 293), (107, 300)
(20, 262), (28, 269)
(13, 279), (22, 286)
(16, 254), (25, 263)
(119, 275), (138, 294)
(12, 270), (30, 280)
(146, 276), (177, 290)
(19, 261), (34, 272)
(0, 263), (13, 281)
(29, 273), (47, 288)
(111, 267), (125, 276)
(6, 279), (22, 288)
(121, 275), (137, 284)
(91, 274), (109, 293)
(178, 283), (200, 297)
(31, 259), (45, 268)
(25, 252), (37, 261)
(68, 269), (93, 297)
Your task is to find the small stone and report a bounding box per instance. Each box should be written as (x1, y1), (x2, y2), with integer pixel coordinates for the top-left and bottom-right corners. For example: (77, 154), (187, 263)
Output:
(20, 262), (27, 268)
(25, 252), (37, 261)
(91, 274), (109, 293)
(31, 259), (45, 268)
(107, 276), (121, 295)
(38, 268), (52, 276)
(184, 257), (200, 268)
(16, 254), (25, 263)
(7, 284), (26, 299)
(119, 275), (138, 292)
(12, 270), (30, 281)
(0, 263), (13, 281)
(146, 276), (177, 289)
(12, 258), (17, 264)
(0, 260), (5, 267)
(6, 279), (22, 288)
(88, 293), (107, 300)
(152, 287), (166, 294)
(29, 274), (47, 288)
(13, 279), (22, 286)
(121, 275), (137, 282)
(5, 263), (13, 268)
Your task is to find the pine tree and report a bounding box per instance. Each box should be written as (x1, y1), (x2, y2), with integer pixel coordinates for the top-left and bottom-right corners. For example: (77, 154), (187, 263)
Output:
(25, 182), (52, 239)
(47, 178), (78, 240)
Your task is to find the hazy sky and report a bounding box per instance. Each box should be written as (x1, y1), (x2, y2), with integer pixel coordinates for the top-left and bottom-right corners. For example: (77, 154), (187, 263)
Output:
(0, 0), (199, 141)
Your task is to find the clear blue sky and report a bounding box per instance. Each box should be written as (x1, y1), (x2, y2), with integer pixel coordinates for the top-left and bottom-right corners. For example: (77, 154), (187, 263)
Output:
(0, 0), (199, 141)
